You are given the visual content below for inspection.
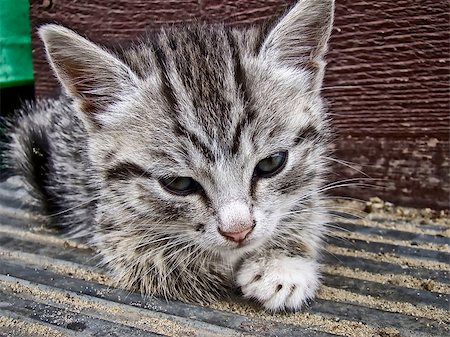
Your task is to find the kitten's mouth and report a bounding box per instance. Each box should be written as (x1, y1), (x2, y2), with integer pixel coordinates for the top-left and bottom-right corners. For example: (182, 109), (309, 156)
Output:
(236, 240), (251, 248)
(225, 239), (252, 250)
(230, 233), (263, 251)
(229, 236), (264, 253)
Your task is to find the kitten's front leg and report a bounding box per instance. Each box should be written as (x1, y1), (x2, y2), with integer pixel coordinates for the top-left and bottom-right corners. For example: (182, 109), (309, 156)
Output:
(236, 251), (320, 312)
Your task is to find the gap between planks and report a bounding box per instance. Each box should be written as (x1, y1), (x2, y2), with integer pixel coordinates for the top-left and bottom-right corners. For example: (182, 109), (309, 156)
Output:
(326, 245), (450, 272)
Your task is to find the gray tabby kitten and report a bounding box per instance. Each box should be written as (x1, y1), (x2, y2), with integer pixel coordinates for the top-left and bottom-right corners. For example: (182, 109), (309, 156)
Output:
(6, 0), (334, 311)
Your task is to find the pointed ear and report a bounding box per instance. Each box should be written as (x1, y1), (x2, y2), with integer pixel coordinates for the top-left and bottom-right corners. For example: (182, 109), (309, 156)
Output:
(39, 24), (138, 125)
(260, 0), (334, 83)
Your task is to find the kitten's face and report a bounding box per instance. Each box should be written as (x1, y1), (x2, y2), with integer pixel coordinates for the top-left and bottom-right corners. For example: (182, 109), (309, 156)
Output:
(39, 0), (333, 261)
(87, 26), (328, 259)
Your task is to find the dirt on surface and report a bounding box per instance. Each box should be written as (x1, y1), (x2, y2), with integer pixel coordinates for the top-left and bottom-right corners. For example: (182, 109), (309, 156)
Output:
(0, 316), (67, 337)
(346, 196), (449, 226)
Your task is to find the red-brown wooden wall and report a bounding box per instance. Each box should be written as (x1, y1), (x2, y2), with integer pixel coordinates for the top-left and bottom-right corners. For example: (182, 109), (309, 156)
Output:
(29, 0), (449, 209)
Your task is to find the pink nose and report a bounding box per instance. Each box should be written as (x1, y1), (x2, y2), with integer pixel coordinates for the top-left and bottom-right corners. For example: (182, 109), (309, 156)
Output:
(219, 225), (254, 243)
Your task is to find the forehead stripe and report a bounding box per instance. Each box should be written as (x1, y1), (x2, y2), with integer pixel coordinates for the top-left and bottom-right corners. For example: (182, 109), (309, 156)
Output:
(152, 39), (178, 115)
(226, 30), (249, 105)
(226, 30), (259, 155)
(174, 121), (215, 162)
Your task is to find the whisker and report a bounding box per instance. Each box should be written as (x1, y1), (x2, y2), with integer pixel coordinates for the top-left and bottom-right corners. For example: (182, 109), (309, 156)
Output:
(324, 156), (371, 178)
(47, 195), (101, 217)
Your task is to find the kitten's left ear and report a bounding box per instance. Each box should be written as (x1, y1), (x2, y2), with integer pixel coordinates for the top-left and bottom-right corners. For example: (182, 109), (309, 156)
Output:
(261, 0), (334, 85)
(39, 24), (139, 127)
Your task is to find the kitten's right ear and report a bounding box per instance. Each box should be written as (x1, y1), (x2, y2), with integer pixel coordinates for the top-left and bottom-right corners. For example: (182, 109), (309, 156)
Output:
(260, 0), (334, 87)
(39, 24), (138, 126)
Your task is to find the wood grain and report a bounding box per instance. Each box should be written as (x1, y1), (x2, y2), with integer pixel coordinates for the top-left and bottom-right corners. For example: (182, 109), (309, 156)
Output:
(332, 136), (449, 209)
(29, 0), (449, 208)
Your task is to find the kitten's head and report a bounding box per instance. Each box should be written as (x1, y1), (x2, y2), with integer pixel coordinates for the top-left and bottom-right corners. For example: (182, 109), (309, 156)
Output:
(39, 0), (334, 261)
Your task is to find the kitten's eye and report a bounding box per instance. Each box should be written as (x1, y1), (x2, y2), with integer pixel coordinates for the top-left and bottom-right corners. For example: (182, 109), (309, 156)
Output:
(254, 151), (288, 178)
(160, 176), (201, 196)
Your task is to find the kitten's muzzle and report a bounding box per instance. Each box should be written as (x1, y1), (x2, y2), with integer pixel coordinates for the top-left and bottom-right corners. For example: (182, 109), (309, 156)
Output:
(218, 224), (255, 243)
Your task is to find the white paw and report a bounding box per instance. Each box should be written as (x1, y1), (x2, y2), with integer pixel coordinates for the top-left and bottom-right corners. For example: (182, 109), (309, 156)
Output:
(236, 255), (320, 312)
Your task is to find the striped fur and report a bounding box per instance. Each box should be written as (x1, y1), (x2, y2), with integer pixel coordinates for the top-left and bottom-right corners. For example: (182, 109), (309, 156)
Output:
(5, 0), (335, 311)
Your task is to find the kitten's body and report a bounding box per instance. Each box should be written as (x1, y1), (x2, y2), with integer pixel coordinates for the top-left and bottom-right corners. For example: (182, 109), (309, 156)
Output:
(5, 0), (334, 311)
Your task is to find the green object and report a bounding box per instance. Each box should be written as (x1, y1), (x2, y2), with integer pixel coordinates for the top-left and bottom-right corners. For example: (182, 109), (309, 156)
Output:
(0, 0), (34, 88)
